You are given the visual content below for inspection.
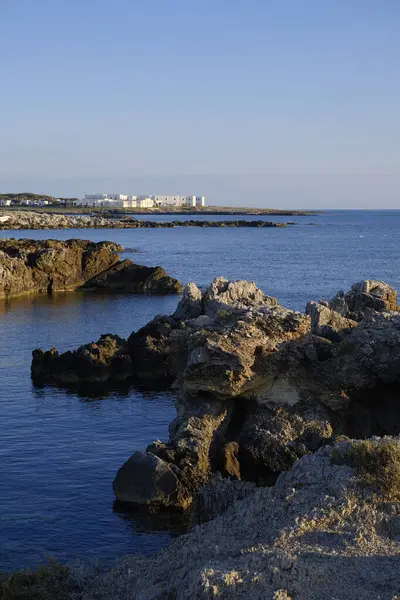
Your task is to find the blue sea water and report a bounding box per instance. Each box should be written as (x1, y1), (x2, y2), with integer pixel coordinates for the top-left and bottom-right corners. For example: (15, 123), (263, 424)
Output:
(1, 210), (399, 571)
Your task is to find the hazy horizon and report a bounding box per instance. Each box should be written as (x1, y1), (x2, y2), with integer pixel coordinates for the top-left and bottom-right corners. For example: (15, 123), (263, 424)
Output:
(1, 1), (399, 208)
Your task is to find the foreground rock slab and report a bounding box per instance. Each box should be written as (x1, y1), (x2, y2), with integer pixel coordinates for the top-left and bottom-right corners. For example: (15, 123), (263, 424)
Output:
(69, 438), (400, 600)
(0, 238), (182, 300)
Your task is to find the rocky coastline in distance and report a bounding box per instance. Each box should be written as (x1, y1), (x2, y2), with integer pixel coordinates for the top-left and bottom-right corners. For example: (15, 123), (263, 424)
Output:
(28, 277), (400, 599)
(0, 238), (182, 299)
(0, 210), (292, 230)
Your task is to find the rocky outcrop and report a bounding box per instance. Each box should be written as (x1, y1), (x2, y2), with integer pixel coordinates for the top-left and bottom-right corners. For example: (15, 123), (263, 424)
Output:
(83, 259), (183, 294)
(32, 334), (132, 384)
(0, 239), (121, 299)
(329, 279), (399, 320)
(0, 238), (182, 300)
(0, 210), (287, 230)
(31, 277), (400, 511)
(69, 437), (400, 600)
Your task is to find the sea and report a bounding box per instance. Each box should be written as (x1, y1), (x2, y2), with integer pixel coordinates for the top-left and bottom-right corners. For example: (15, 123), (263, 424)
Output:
(1, 210), (400, 571)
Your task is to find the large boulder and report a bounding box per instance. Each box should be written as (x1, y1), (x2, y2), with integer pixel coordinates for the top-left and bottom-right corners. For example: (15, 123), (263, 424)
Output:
(113, 451), (190, 510)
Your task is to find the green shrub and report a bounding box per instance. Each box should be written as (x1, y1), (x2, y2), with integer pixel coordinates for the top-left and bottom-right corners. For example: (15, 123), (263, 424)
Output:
(0, 561), (71, 600)
(333, 439), (400, 500)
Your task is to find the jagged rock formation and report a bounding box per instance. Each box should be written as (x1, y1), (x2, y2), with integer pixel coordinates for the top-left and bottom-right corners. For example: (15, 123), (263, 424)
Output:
(69, 437), (400, 600)
(0, 238), (182, 300)
(31, 277), (400, 511)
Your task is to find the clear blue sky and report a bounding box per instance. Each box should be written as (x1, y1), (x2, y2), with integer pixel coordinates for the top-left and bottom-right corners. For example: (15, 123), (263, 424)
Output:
(1, 0), (399, 207)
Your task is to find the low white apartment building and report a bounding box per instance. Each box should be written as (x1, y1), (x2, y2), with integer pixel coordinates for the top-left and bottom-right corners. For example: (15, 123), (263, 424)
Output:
(153, 195), (205, 207)
(76, 193), (131, 208)
(0, 199), (12, 206)
(76, 193), (203, 209)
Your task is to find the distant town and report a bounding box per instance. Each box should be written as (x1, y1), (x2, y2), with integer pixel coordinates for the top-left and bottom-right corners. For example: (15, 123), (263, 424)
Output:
(0, 193), (206, 209)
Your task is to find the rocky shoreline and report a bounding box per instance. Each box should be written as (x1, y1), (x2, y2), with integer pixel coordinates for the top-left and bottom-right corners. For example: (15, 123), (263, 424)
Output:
(0, 238), (182, 300)
(12, 275), (400, 598)
(32, 277), (400, 508)
(0, 210), (287, 229)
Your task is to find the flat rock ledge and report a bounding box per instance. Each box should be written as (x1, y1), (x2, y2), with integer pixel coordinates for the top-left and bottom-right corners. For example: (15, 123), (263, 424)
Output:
(32, 276), (400, 515)
(0, 238), (182, 300)
(0, 210), (286, 229)
(68, 437), (400, 600)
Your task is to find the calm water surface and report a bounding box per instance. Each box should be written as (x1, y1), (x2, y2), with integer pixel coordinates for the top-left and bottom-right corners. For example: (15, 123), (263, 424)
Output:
(1, 210), (400, 570)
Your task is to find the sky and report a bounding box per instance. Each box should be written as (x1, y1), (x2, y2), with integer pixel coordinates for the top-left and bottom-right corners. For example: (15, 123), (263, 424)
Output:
(0, 0), (399, 207)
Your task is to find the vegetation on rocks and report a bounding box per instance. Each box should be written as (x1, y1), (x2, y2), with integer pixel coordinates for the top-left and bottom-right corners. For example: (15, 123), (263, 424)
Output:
(333, 438), (400, 500)
(0, 561), (71, 600)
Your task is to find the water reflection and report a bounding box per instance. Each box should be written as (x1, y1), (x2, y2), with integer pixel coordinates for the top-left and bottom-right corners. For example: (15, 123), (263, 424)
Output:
(113, 502), (189, 536)
(31, 378), (175, 402)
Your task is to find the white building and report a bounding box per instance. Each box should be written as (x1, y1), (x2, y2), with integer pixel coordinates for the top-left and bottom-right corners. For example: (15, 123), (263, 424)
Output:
(153, 195), (206, 208)
(0, 199), (11, 206)
(76, 193), (131, 208)
(76, 193), (203, 209)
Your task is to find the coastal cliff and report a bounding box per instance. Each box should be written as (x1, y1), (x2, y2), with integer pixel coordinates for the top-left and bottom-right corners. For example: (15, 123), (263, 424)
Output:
(0, 239), (182, 300)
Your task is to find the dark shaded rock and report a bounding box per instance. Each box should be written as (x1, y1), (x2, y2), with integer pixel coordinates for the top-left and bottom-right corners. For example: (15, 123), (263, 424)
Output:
(113, 451), (190, 510)
(127, 315), (188, 380)
(190, 475), (256, 525)
(83, 259), (183, 294)
(237, 404), (333, 485)
(31, 334), (132, 384)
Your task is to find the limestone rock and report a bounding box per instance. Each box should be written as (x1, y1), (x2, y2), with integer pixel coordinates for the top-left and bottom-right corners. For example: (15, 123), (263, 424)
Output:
(306, 300), (358, 341)
(174, 282), (203, 319)
(203, 276), (278, 317)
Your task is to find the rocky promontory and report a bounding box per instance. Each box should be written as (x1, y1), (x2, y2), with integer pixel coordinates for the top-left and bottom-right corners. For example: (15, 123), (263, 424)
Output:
(0, 238), (182, 300)
(0, 210), (287, 229)
(32, 276), (400, 515)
